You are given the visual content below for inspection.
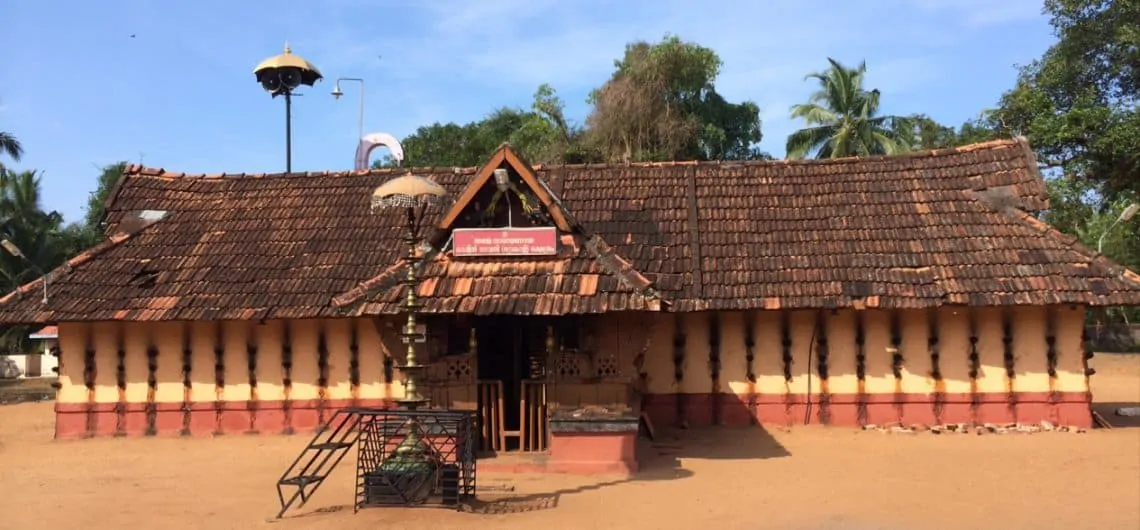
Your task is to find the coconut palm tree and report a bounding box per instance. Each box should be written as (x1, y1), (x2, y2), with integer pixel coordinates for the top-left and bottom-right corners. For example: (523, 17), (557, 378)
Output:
(0, 168), (68, 287)
(0, 166), (83, 354)
(785, 58), (913, 159)
(0, 131), (22, 162)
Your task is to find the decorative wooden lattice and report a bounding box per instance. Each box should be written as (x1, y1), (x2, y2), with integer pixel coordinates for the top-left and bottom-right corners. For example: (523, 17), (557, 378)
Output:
(554, 353), (588, 380)
(446, 355), (474, 381)
(427, 353), (475, 383)
(595, 354), (621, 378)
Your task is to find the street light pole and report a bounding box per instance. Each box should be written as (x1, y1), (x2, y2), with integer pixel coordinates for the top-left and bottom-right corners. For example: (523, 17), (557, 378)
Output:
(1, 239), (48, 304)
(331, 77), (365, 140)
(253, 44), (323, 175)
(1097, 203), (1138, 254)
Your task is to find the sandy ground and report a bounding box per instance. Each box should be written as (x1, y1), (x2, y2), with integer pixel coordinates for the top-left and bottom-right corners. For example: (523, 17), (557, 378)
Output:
(1, 355), (1138, 530)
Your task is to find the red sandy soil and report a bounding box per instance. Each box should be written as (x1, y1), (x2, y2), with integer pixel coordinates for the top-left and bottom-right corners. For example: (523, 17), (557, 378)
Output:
(1, 355), (1138, 530)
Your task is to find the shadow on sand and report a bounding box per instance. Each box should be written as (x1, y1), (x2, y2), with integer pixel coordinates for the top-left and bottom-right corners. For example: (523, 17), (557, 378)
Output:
(281, 423), (791, 519)
(463, 423), (790, 515)
(1093, 402), (1140, 429)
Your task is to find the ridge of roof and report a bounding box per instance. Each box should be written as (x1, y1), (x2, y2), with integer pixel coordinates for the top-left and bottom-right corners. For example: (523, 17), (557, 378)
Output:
(119, 137), (1032, 181)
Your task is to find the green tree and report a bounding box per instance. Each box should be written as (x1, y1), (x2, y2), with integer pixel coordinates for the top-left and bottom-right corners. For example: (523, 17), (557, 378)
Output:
(0, 168), (71, 288)
(0, 165), (102, 352)
(75, 162), (127, 245)
(585, 35), (767, 162)
(893, 114), (959, 150)
(0, 131), (21, 162)
(374, 85), (592, 168)
(892, 113), (1005, 150)
(1042, 175), (1140, 335)
(785, 58), (914, 159)
(988, 0), (1139, 199)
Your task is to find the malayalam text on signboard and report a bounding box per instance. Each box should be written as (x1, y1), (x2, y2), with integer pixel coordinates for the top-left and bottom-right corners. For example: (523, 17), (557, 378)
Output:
(452, 227), (558, 257)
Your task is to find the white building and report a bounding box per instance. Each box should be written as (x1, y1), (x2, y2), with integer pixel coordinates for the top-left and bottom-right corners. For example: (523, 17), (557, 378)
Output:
(1, 326), (58, 379)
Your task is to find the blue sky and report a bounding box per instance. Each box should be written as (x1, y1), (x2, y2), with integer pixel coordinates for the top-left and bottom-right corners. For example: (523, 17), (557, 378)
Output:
(1, 0), (1055, 224)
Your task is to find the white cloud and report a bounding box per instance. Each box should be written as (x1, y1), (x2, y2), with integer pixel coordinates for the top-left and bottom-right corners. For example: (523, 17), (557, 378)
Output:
(305, 0), (1047, 155)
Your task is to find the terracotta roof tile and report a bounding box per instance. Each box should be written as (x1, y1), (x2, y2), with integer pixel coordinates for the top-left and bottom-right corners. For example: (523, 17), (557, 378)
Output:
(0, 138), (1137, 324)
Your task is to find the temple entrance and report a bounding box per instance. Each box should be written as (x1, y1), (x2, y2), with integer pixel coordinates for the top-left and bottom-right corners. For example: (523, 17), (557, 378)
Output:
(473, 316), (547, 452)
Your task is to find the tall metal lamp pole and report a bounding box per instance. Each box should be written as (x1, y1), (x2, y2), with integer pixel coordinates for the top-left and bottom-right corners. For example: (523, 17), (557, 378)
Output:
(253, 43), (323, 174)
(331, 77), (365, 141)
(1098, 203), (1138, 254)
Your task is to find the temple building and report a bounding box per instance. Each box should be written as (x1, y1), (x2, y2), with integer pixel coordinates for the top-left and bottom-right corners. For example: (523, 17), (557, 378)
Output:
(1, 137), (1138, 473)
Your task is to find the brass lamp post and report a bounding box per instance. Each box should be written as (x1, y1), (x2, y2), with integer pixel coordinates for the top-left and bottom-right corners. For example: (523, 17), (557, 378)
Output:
(370, 174), (447, 408)
(369, 173), (447, 502)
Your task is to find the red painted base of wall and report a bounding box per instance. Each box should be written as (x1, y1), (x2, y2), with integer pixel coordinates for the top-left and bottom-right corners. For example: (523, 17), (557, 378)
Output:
(56, 391), (1094, 441)
(54, 399), (394, 440)
(545, 431), (638, 475)
(641, 392), (1093, 429)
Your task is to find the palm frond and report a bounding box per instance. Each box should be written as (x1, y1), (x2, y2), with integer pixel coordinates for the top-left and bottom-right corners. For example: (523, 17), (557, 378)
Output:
(786, 125), (835, 160)
(0, 132), (22, 162)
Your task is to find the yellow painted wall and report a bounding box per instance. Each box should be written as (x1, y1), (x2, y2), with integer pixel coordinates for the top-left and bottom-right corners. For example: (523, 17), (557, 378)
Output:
(678, 312), (711, 394)
(123, 321), (149, 402)
(289, 320), (318, 401)
(255, 320), (285, 401)
(324, 318), (353, 401)
(52, 306), (1090, 408)
(189, 322), (220, 402)
(640, 314), (676, 394)
(973, 307), (1007, 393)
(153, 322), (184, 403)
(92, 322), (120, 403)
(751, 311), (786, 395)
(358, 318), (390, 400)
(1054, 306), (1088, 392)
(56, 322), (89, 403)
(1014, 306), (1049, 392)
(221, 320), (252, 402)
(720, 312), (749, 394)
(827, 311), (858, 394)
(861, 310), (894, 393)
(899, 311), (933, 394)
(55, 317), (407, 406)
(938, 308), (973, 394)
(615, 306), (1089, 397)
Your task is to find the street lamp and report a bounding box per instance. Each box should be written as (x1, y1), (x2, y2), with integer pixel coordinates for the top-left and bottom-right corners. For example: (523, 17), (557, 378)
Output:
(1098, 203), (1138, 254)
(331, 77), (365, 142)
(253, 43), (323, 174)
(1, 239), (48, 304)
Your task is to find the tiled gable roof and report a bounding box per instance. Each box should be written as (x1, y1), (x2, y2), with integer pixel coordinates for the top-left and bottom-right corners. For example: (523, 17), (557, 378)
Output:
(1, 137), (1137, 324)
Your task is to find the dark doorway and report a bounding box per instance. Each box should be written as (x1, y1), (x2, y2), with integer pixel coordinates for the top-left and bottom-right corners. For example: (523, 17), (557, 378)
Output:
(473, 316), (540, 451)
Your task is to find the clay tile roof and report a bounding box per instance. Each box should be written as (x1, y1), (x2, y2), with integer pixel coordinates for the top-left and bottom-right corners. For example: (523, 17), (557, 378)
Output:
(29, 325), (58, 339)
(0, 137), (1137, 324)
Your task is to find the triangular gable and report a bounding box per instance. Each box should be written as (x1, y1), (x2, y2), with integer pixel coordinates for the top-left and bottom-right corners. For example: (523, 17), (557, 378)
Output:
(331, 144), (668, 314)
(435, 144), (573, 233)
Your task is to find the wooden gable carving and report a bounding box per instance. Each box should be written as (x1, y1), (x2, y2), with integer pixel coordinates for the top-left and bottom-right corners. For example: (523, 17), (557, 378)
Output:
(435, 144), (573, 233)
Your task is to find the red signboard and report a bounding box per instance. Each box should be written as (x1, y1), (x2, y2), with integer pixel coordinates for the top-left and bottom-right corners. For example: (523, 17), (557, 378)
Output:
(452, 227), (558, 257)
